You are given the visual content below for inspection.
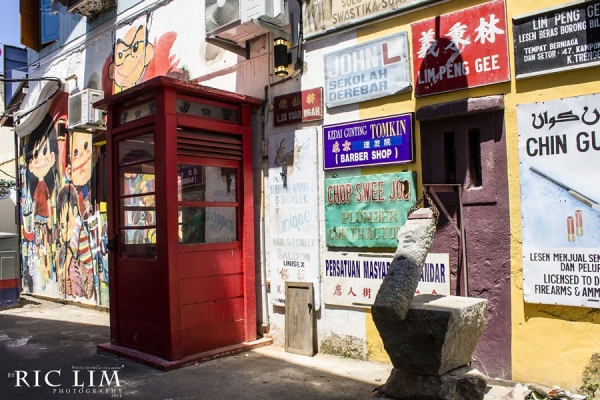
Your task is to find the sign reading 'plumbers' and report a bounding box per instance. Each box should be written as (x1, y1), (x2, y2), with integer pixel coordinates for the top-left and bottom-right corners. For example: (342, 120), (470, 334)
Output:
(323, 113), (413, 170)
(324, 33), (411, 108)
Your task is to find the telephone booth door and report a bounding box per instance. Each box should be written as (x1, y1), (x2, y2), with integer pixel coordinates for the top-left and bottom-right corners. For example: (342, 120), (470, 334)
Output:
(97, 77), (265, 367)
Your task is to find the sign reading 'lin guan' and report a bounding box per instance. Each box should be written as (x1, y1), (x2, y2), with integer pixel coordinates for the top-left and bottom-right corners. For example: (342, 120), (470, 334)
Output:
(274, 88), (323, 126)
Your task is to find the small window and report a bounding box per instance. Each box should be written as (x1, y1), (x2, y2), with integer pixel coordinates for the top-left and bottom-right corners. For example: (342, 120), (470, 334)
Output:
(20, 0), (59, 51)
(467, 128), (483, 188)
(443, 132), (457, 184)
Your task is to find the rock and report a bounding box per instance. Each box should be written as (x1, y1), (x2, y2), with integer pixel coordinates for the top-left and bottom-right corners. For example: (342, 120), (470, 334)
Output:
(374, 294), (487, 375)
(381, 366), (488, 400)
(372, 208), (436, 321)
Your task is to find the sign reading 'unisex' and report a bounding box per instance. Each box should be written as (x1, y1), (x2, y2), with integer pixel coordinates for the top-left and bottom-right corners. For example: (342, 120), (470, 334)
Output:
(324, 33), (411, 108)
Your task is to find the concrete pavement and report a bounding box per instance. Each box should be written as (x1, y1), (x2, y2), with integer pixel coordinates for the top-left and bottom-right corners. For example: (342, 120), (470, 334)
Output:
(0, 296), (516, 399)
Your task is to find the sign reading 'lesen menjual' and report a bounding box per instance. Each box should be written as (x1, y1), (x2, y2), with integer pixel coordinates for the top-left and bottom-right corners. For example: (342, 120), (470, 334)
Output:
(513, 0), (600, 78)
(323, 113), (413, 170)
(324, 33), (411, 108)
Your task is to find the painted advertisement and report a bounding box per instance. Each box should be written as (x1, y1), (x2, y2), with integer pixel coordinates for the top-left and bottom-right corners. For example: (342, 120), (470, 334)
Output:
(325, 172), (416, 248)
(268, 129), (321, 309)
(411, 0), (509, 97)
(274, 87), (323, 126)
(323, 252), (450, 307)
(518, 93), (600, 308)
(323, 113), (413, 169)
(324, 33), (411, 108)
(513, 0), (600, 78)
(302, 0), (438, 39)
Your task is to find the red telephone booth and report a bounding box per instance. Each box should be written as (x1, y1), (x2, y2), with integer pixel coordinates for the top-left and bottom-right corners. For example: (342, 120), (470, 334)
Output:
(95, 76), (269, 369)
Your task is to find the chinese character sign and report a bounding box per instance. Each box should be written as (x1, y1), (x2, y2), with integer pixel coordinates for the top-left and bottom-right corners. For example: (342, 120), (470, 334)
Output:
(323, 252), (450, 308)
(324, 33), (411, 108)
(323, 113), (413, 169)
(274, 88), (323, 126)
(324, 172), (416, 248)
(518, 93), (600, 308)
(411, 0), (509, 96)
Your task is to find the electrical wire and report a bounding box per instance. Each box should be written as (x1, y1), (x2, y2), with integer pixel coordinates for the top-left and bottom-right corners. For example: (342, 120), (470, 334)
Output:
(0, 168), (16, 179)
(0, 76), (62, 122)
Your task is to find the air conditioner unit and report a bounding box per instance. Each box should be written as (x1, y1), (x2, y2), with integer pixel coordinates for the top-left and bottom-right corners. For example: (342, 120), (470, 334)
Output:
(205, 0), (289, 45)
(68, 89), (106, 131)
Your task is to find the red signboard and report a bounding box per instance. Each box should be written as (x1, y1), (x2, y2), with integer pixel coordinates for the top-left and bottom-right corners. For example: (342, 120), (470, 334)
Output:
(411, 0), (509, 97)
(274, 87), (323, 126)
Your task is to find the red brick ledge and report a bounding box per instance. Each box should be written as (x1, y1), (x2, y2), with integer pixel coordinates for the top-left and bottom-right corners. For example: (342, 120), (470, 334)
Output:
(97, 337), (273, 372)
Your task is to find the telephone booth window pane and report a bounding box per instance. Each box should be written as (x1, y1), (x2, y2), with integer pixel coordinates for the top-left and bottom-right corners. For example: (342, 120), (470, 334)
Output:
(120, 197), (156, 227)
(119, 165), (155, 197)
(118, 133), (154, 165)
(119, 229), (157, 258)
(177, 165), (237, 202)
(178, 207), (237, 244)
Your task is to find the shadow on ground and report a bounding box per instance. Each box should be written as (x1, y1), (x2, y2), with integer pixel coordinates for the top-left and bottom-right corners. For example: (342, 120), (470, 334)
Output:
(0, 312), (384, 400)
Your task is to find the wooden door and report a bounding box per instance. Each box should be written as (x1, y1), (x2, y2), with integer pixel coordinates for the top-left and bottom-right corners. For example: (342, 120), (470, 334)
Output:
(285, 282), (315, 356)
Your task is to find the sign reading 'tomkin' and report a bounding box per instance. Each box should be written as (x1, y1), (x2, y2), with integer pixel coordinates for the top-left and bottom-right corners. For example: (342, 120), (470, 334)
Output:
(324, 33), (411, 108)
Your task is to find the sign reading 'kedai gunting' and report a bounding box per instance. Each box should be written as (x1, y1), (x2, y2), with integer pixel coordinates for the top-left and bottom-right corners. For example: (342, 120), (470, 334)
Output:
(325, 172), (416, 248)
(324, 33), (411, 108)
(323, 113), (413, 169)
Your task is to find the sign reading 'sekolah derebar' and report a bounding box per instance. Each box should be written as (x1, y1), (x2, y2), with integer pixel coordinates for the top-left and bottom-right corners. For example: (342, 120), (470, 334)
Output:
(323, 113), (413, 170)
(324, 33), (411, 108)
(513, 0), (600, 78)
(325, 172), (416, 248)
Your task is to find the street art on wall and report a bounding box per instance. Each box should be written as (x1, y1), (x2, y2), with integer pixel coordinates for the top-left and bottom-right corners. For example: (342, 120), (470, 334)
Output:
(107, 13), (190, 93)
(518, 93), (600, 308)
(20, 94), (109, 307)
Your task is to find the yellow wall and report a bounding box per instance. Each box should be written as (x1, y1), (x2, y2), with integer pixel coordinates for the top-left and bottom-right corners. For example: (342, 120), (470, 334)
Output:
(358, 0), (600, 389)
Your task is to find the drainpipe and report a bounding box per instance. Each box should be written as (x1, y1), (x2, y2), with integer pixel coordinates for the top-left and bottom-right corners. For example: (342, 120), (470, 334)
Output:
(258, 85), (270, 332)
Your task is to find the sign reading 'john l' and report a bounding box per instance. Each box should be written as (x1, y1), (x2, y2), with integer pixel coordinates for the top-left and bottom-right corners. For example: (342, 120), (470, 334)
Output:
(324, 33), (411, 108)
(323, 113), (413, 170)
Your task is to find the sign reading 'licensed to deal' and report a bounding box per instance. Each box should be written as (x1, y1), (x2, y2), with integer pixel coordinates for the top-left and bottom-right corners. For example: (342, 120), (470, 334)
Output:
(323, 113), (413, 170)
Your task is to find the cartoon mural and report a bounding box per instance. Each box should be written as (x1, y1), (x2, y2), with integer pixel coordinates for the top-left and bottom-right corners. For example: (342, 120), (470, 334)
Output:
(20, 7), (192, 307)
(20, 94), (109, 307)
(107, 14), (190, 93)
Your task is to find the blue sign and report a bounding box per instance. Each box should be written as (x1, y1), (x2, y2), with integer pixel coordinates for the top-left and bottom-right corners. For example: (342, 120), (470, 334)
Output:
(323, 113), (414, 170)
(324, 33), (411, 108)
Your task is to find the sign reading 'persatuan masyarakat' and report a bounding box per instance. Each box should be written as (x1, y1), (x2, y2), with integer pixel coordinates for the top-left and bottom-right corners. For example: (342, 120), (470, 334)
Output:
(325, 172), (416, 248)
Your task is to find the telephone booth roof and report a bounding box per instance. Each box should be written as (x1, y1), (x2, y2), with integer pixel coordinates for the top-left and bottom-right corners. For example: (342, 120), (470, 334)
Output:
(94, 75), (263, 111)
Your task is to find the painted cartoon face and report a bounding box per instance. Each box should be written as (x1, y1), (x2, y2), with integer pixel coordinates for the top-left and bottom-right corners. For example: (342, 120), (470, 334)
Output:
(110, 24), (154, 90)
(28, 136), (55, 179)
(70, 131), (93, 186)
(59, 202), (77, 243)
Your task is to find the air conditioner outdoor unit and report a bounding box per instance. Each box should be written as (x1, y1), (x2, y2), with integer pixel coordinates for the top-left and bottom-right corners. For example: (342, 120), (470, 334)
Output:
(205, 0), (289, 45)
(68, 89), (106, 131)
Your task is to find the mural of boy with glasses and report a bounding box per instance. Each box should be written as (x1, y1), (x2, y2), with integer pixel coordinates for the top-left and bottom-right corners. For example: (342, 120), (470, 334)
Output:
(56, 183), (95, 300)
(107, 13), (189, 94)
(108, 20), (154, 92)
